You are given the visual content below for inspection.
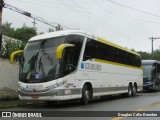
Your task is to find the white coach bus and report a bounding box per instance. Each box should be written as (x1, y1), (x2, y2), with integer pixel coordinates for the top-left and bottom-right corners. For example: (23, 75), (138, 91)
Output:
(10, 30), (143, 105)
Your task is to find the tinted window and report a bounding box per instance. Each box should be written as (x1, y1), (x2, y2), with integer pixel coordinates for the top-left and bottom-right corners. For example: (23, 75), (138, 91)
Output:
(63, 35), (84, 76)
(83, 38), (141, 67)
(83, 38), (97, 61)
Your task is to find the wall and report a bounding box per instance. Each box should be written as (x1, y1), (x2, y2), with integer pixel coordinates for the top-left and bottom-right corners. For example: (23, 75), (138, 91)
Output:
(0, 58), (19, 99)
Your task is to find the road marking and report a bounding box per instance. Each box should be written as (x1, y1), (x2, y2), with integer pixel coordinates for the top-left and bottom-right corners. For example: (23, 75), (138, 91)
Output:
(111, 101), (160, 120)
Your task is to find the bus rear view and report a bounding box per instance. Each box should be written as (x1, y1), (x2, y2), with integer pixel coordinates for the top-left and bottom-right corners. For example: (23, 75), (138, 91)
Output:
(142, 60), (160, 91)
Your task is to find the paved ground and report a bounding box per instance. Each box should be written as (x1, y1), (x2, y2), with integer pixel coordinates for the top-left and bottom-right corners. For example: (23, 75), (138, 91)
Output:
(1, 91), (160, 120)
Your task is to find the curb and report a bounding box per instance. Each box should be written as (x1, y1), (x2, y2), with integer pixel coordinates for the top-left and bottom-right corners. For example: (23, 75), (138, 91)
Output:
(0, 103), (19, 109)
(0, 101), (46, 109)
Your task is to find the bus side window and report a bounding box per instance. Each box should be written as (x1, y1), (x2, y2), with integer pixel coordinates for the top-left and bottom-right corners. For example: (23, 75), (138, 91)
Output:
(83, 38), (96, 61)
(63, 35), (84, 76)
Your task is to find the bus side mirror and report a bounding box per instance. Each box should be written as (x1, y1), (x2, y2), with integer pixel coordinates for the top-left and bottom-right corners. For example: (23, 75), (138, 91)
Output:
(10, 50), (24, 64)
(56, 44), (75, 59)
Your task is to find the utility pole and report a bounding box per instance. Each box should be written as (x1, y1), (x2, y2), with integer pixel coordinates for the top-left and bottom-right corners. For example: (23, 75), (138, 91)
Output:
(0, 0), (4, 51)
(32, 19), (37, 29)
(149, 37), (160, 54)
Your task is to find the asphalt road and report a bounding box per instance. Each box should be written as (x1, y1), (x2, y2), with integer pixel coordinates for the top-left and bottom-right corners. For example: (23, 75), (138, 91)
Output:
(1, 91), (160, 120)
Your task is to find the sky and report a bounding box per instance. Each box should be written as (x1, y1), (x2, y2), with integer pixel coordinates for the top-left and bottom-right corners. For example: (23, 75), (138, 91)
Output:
(2, 0), (160, 52)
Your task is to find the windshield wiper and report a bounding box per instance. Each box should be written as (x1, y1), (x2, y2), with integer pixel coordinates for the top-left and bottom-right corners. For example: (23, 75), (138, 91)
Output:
(42, 52), (53, 65)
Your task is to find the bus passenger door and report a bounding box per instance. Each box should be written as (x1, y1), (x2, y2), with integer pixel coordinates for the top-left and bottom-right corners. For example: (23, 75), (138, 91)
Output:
(62, 47), (80, 95)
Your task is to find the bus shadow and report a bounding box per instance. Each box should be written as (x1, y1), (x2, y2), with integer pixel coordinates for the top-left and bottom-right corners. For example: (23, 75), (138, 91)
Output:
(141, 90), (160, 93)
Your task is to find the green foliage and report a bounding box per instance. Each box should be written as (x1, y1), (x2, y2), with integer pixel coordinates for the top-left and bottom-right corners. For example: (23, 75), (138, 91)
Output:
(7, 25), (37, 43)
(137, 51), (151, 60)
(151, 50), (160, 61)
(1, 21), (14, 35)
(0, 40), (25, 58)
(0, 22), (37, 58)
(1, 22), (37, 43)
(131, 49), (160, 61)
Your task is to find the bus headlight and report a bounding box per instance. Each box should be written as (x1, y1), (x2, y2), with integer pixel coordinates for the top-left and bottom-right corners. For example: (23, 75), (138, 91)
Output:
(18, 82), (24, 90)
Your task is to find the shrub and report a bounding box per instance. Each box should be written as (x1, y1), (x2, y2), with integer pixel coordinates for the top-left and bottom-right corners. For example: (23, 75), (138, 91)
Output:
(0, 40), (25, 59)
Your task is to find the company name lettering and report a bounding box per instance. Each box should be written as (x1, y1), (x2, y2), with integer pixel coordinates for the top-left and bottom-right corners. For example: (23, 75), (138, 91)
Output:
(84, 63), (101, 71)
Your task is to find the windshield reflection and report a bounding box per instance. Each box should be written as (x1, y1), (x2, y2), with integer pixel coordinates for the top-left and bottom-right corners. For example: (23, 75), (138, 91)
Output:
(142, 64), (153, 82)
(19, 35), (84, 83)
(19, 37), (65, 83)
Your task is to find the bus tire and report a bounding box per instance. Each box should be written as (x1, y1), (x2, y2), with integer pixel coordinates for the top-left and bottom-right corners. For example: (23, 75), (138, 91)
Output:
(132, 84), (137, 96)
(128, 84), (133, 97)
(121, 84), (132, 97)
(81, 85), (90, 105)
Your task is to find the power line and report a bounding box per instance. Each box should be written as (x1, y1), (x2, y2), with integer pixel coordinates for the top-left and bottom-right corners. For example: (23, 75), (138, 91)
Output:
(22, 0), (106, 16)
(102, 0), (151, 36)
(15, 0), (87, 13)
(16, 0), (104, 13)
(66, 0), (127, 36)
(3, 2), (71, 30)
(15, 0), (160, 22)
(105, 0), (160, 18)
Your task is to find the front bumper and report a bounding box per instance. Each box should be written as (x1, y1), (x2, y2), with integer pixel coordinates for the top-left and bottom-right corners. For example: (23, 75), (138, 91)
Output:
(143, 83), (153, 90)
(18, 88), (81, 101)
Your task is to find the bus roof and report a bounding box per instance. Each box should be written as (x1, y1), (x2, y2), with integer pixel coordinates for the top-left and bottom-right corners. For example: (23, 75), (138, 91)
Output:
(29, 30), (140, 56)
(29, 30), (90, 41)
(142, 60), (160, 64)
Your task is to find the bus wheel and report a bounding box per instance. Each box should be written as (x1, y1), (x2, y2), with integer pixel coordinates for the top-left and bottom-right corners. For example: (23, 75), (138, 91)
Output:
(128, 84), (132, 97)
(132, 84), (137, 96)
(81, 85), (90, 105)
(121, 84), (132, 97)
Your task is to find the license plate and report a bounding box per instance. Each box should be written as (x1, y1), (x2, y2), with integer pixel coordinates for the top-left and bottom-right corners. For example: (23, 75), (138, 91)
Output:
(31, 95), (39, 99)
(27, 85), (43, 89)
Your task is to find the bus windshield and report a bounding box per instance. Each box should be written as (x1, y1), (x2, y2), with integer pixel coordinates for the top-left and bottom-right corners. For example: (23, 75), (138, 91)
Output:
(19, 35), (84, 83)
(19, 37), (65, 83)
(142, 64), (153, 82)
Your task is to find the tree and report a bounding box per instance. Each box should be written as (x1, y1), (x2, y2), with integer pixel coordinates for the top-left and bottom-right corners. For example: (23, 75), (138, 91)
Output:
(9, 25), (37, 43)
(1, 22), (37, 43)
(1, 21), (14, 35)
(48, 24), (63, 32)
(0, 40), (24, 58)
(137, 51), (151, 60)
(55, 24), (63, 31)
(0, 22), (37, 58)
(151, 49), (160, 61)
(48, 28), (54, 32)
